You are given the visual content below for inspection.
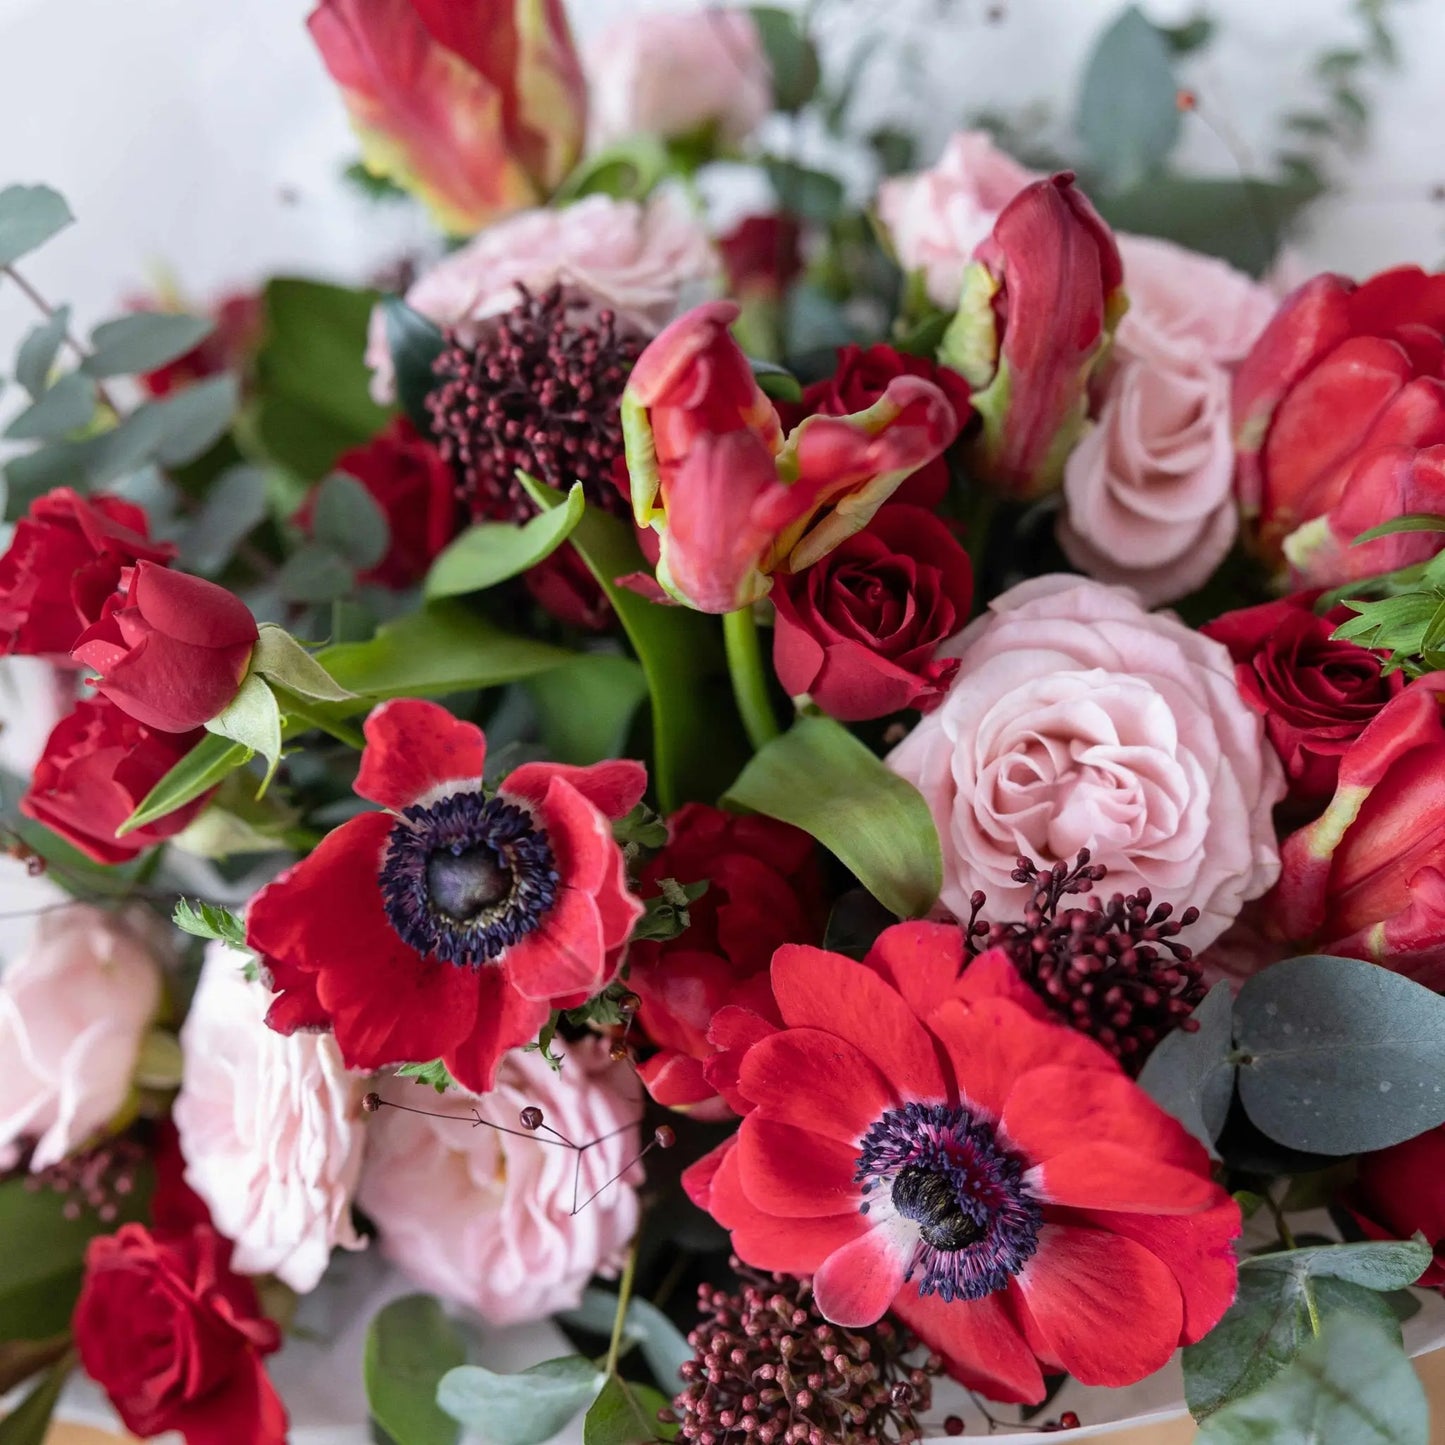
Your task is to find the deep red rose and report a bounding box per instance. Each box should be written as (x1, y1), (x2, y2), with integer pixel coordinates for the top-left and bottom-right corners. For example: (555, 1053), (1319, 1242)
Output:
(682, 925), (1240, 1402)
(718, 214), (804, 300)
(631, 803), (821, 1118)
(73, 1222), (287, 1445)
(1202, 592), (1404, 813)
(1233, 266), (1445, 585)
(524, 541), (613, 631)
(1349, 1124), (1445, 1289)
(778, 346), (973, 509)
(0, 488), (174, 660)
(248, 698), (646, 1092)
(137, 292), (264, 398)
(770, 504), (972, 720)
(21, 697), (213, 863)
(300, 418), (461, 589)
(72, 562), (258, 733)
(1268, 673), (1445, 989)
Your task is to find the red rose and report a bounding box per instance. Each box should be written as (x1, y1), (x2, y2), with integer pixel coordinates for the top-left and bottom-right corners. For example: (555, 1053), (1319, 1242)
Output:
(780, 346), (973, 509)
(73, 1222), (287, 1445)
(300, 418), (461, 589)
(524, 541), (613, 631)
(1233, 266), (1445, 585)
(770, 504), (972, 721)
(0, 489), (174, 659)
(247, 699), (646, 1092)
(72, 562), (258, 733)
(631, 803), (821, 1117)
(718, 214), (804, 300)
(1349, 1124), (1445, 1289)
(1202, 592), (1403, 814)
(1268, 673), (1445, 989)
(21, 697), (213, 863)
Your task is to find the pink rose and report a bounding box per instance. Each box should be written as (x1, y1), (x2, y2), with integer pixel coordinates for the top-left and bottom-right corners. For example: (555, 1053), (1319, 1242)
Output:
(887, 576), (1284, 949)
(0, 905), (163, 1172)
(1058, 236), (1278, 605)
(876, 131), (1039, 309)
(368, 193), (718, 403)
(356, 1037), (641, 1325)
(173, 944), (368, 1293)
(587, 10), (771, 149)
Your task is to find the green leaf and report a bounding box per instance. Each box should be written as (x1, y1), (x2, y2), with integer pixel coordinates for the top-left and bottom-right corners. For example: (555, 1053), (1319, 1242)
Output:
(394, 1059), (458, 1093)
(748, 358), (803, 404)
(14, 306), (70, 399)
(525, 652), (648, 766)
(1138, 982), (1235, 1158)
(1234, 954), (1445, 1154)
(553, 137), (675, 205)
(364, 1295), (466, 1445)
(562, 1290), (693, 1390)
(584, 1374), (676, 1445)
(3, 372), (95, 440)
(1076, 7), (1182, 191)
(173, 898), (248, 949)
(1245, 1238), (1433, 1293)
(250, 625), (355, 703)
(253, 278), (392, 480)
(146, 373), (241, 467)
(724, 714), (942, 919)
(120, 734), (252, 836)
(437, 1356), (601, 1445)
(425, 482), (585, 600)
(519, 480), (747, 811)
(276, 543), (356, 605)
(0, 185), (73, 266)
(762, 159), (845, 224)
(382, 296), (445, 438)
(1161, 15), (1216, 53)
(310, 471), (390, 570)
(750, 7), (821, 112)
(205, 672), (283, 787)
(82, 313), (213, 379)
(0, 1355), (74, 1445)
(1353, 512), (1445, 544)
(1194, 1310), (1427, 1444)
(178, 464), (270, 575)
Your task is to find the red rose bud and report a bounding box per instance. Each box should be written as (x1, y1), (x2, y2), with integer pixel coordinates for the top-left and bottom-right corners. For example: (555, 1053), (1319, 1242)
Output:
(1268, 673), (1445, 989)
(0, 488), (174, 660)
(718, 214), (804, 301)
(299, 418), (461, 589)
(623, 302), (959, 612)
(74, 1223), (287, 1445)
(21, 698), (214, 863)
(308, 0), (585, 235)
(1349, 1124), (1445, 1289)
(523, 541), (613, 631)
(1233, 266), (1445, 584)
(771, 505), (972, 720)
(72, 563), (259, 734)
(942, 172), (1124, 500)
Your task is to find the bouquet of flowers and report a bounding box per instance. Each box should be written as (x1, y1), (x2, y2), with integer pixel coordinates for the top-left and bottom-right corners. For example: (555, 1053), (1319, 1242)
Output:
(1, 1), (1443, 1442)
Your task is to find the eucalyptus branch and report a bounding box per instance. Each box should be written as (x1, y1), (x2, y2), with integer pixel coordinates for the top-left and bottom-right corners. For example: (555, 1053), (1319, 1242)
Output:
(2, 262), (123, 416)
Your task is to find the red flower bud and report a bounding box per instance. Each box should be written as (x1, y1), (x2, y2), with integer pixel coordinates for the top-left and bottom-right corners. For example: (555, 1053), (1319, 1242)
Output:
(1349, 1124), (1445, 1289)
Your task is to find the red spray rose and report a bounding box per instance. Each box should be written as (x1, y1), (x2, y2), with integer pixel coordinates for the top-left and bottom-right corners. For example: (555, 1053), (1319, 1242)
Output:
(73, 1222), (287, 1445)
(22, 698), (213, 864)
(778, 345), (973, 510)
(299, 418), (461, 589)
(1232, 266), (1445, 585)
(718, 214), (804, 301)
(72, 562), (258, 733)
(683, 924), (1239, 1402)
(630, 803), (821, 1117)
(1349, 1124), (1445, 1289)
(247, 698), (646, 1093)
(0, 489), (174, 660)
(770, 504), (973, 720)
(1202, 592), (1403, 814)
(1268, 673), (1445, 988)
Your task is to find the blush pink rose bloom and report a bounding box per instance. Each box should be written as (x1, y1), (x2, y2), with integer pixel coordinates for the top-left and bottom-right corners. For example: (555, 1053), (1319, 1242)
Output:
(887, 576), (1284, 949)
(367, 193), (719, 402)
(876, 131), (1039, 309)
(0, 905), (163, 1173)
(356, 1037), (641, 1326)
(173, 944), (368, 1293)
(1058, 235), (1278, 605)
(587, 10), (771, 149)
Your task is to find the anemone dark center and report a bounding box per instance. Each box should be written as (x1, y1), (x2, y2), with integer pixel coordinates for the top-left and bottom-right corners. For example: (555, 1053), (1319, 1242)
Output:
(378, 790), (559, 968)
(856, 1102), (1041, 1304)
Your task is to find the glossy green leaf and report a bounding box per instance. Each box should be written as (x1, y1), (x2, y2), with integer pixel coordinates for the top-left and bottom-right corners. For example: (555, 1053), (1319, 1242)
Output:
(1076, 7), (1181, 190)
(1234, 955), (1445, 1154)
(363, 1295), (466, 1445)
(438, 1355), (601, 1445)
(311, 471), (390, 570)
(425, 483), (584, 600)
(584, 1375), (678, 1445)
(1138, 982), (1235, 1158)
(525, 652), (647, 766)
(14, 306), (70, 399)
(3, 372), (95, 440)
(0, 185), (72, 266)
(724, 714), (942, 919)
(83, 313), (213, 379)
(119, 734), (252, 836)
(1353, 512), (1445, 544)
(553, 137), (674, 205)
(382, 296), (445, 437)
(0, 1355), (74, 1445)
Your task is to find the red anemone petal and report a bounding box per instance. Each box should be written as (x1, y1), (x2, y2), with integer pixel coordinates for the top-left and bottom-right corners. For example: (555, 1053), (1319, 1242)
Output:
(355, 698), (486, 811)
(739, 1028), (896, 1146)
(503, 758), (647, 818)
(636, 1051), (726, 1113)
(892, 1286), (1046, 1404)
(813, 1219), (916, 1327)
(682, 1138), (733, 1212)
(736, 1116), (861, 1218)
(502, 886), (606, 1001)
(531, 775), (612, 892)
(1028, 1144), (1220, 1214)
(861, 921), (967, 1020)
(955, 947), (1053, 1019)
(442, 968), (552, 1094)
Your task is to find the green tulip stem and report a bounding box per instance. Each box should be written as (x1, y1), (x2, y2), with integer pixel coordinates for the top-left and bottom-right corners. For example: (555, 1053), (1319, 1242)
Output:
(724, 605), (782, 752)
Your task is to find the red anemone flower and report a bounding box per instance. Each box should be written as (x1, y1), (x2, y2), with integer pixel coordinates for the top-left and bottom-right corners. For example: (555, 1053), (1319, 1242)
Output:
(247, 699), (646, 1092)
(684, 923), (1240, 1403)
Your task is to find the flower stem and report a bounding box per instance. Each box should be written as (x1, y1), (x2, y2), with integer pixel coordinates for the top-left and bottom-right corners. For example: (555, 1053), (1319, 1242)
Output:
(605, 1236), (640, 1380)
(3, 263), (122, 416)
(723, 605), (781, 752)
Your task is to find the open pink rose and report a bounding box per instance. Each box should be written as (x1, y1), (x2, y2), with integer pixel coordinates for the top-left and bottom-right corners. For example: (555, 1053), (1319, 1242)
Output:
(0, 905), (163, 1173)
(174, 944), (368, 1293)
(887, 576), (1284, 949)
(357, 1037), (641, 1325)
(876, 131), (1039, 309)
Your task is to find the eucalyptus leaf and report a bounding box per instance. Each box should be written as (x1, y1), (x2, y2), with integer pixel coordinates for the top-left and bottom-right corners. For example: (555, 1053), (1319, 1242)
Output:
(382, 296), (446, 437)
(83, 312), (213, 379)
(437, 1355), (601, 1445)
(119, 734), (252, 835)
(0, 184), (73, 267)
(276, 543), (356, 605)
(0, 1355), (74, 1445)
(312, 471), (390, 570)
(146, 373), (240, 466)
(363, 1295), (466, 1445)
(1245, 1238), (1432, 1292)
(762, 159), (845, 225)
(724, 714), (942, 919)
(1138, 982), (1235, 1157)
(178, 464), (269, 574)
(425, 482), (584, 600)
(560, 1290), (693, 1390)
(14, 305), (70, 399)
(3, 372), (95, 440)
(750, 6), (821, 112)
(584, 1374), (677, 1445)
